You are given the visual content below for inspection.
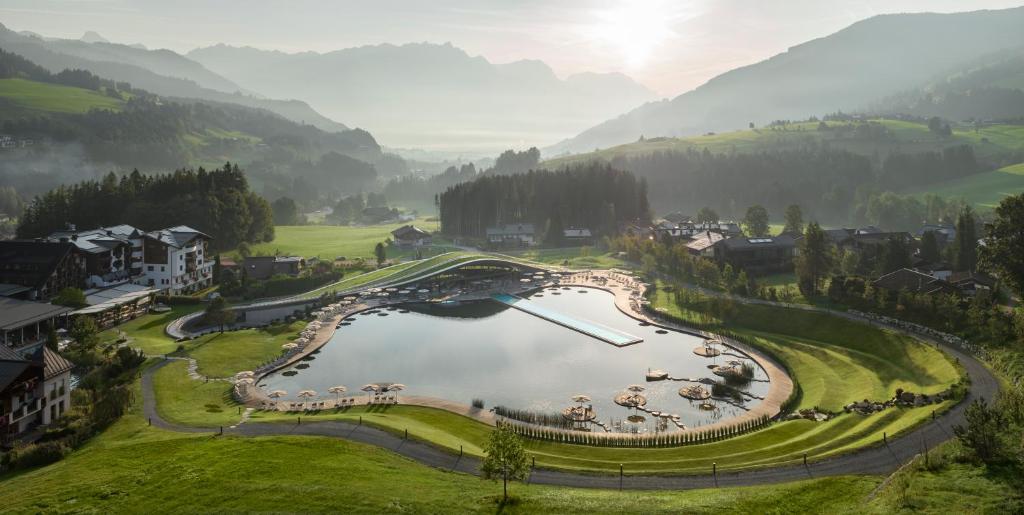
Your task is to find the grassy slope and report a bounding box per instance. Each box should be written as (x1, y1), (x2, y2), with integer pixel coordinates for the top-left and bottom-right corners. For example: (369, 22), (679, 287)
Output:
(185, 321), (305, 378)
(0, 378), (881, 514)
(545, 119), (1024, 168)
(911, 162), (1024, 209)
(99, 304), (204, 355)
(0, 78), (123, 116)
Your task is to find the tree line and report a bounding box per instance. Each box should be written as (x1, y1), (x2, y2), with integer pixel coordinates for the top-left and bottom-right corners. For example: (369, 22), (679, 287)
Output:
(439, 163), (650, 239)
(606, 144), (980, 227)
(17, 162), (273, 250)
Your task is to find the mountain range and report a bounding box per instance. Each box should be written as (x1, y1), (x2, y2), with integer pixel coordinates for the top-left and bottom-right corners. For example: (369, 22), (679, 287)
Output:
(0, 23), (349, 132)
(187, 42), (657, 152)
(547, 6), (1024, 156)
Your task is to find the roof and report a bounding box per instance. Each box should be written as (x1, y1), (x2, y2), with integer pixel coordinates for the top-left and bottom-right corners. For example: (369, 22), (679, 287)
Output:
(948, 271), (997, 288)
(72, 283), (157, 315)
(851, 232), (914, 245)
(0, 360), (35, 392)
(0, 240), (77, 290)
(720, 233), (799, 250)
(38, 345), (74, 379)
(825, 228), (855, 244)
(872, 268), (960, 295)
(486, 224), (535, 236)
(685, 231), (725, 252)
(563, 228), (592, 238)
(47, 225), (142, 254)
(0, 297), (74, 331)
(0, 283), (32, 297)
(146, 225), (211, 249)
(391, 225), (431, 239)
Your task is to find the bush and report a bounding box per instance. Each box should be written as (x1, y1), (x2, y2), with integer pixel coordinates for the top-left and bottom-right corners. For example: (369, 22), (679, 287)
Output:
(471, 398), (485, 409)
(5, 441), (67, 470)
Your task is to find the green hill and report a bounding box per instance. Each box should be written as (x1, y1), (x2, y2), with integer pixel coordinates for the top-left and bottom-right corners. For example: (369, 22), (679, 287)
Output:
(912, 162), (1024, 209)
(0, 77), (123, 117)
(545, 119), (1024, 169)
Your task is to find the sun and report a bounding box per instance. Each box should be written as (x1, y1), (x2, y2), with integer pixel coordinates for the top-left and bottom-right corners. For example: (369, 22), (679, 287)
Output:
(585, 0), (684, 69)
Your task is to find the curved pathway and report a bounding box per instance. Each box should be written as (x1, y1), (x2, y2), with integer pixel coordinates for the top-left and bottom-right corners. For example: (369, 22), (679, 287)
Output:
(141, 324), (999, 490)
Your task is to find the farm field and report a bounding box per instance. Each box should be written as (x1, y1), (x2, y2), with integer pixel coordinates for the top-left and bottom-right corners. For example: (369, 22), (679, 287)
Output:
(237, 218), (447, 261)
(911, 162), (1024, 209)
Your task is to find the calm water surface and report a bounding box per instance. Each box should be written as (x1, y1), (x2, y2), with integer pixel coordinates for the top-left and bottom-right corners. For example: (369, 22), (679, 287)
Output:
(260, 287), (769, 432)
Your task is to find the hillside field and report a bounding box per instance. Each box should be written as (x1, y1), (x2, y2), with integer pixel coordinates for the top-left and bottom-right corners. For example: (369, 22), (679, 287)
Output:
(238, 219), (446, 261)
(911, 162), (1024, 209)
(0, 78), (123, 117)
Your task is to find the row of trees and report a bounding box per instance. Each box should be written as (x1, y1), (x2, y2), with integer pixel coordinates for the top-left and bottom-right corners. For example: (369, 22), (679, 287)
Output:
(439, 164), (650, 238)
(17, 163), (273, 250)
(609, 144), (980, 227)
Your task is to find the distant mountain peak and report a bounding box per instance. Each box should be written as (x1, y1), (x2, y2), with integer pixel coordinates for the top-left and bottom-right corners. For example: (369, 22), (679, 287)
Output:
(80, 31), (109, 44)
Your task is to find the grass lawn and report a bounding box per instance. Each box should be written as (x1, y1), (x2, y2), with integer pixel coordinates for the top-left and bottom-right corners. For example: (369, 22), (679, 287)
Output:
(152, 360), (242, 427)
(499, 246), (631, 269)
(99, 304), (204, 356)
(240, 218), (447, 260)
(911, 162), (1024, 210)
(0, 78), (123, 116)
(0, 377), (883, 513)
(185, 321), (305, 378)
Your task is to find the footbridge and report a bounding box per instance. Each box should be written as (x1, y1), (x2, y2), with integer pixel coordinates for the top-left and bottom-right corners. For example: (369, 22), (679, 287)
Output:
(492, 293), (643, 347)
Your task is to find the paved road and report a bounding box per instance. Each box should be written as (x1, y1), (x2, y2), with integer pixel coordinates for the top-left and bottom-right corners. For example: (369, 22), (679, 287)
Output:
(141, 322), (999, 490)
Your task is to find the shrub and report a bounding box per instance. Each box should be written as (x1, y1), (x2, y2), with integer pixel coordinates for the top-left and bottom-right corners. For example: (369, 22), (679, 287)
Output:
(471, 398), (485, 409)
(5, 441), (67, 470)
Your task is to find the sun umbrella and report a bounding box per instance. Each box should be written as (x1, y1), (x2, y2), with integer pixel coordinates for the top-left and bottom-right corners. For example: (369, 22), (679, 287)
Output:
(236, 371), (255, 379)
(328, 385), (347, 403)
(386, 287), (398, 292)
(235, 377), (255, 385)
(417, 288), (430, 293)
(282, 342), (298, 350)
(627, 384), (646, 392)
(520, 278), (531, 283)
(572, 394), (591, 404)
(269, 390), (287, 398)
(361, 383), (379, 401)
(298, 390), (317, 398)
(385, 383), (405, 401)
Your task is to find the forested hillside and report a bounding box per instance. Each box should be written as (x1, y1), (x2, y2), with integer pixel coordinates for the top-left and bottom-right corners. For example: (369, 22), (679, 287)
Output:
(439, 164), (650, 239)
(17, 163), (272, 250)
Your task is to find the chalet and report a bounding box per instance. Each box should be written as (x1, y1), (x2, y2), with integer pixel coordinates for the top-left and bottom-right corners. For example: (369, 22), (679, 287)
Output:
(872, 268), (961, 296)
(712, 233), (800, 275)
(391, 225), (432, 248)
(361, 206), (399, 224)
(917, 224), (956, 248)
(243, 256), (306, 281)
(947, 271), (997, 297)
(140, 226), (213, 295)
(486, 224), (535, 247)
(0, 297), (73, 348)
(911, 258), (953, 281)
(47, 224), (146, 287)
(563, 228), (593, 246)
(0, 344), (74, 445)
(0, 241), (87, 300)
(685, 231), (724, 257)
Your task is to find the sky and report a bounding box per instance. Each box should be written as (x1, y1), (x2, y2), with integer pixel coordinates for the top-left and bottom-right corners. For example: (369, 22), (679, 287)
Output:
(2, 0), (1022, 97)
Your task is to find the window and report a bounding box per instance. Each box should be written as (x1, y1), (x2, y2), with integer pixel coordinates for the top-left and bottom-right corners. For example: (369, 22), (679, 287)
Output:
(59, 400), (64, 415)
(147, 265), (154, 272)
(161, 266), (165, 272)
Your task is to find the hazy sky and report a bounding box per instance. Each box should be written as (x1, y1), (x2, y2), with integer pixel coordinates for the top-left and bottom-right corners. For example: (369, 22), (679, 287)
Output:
(2, 0), (1022, 97)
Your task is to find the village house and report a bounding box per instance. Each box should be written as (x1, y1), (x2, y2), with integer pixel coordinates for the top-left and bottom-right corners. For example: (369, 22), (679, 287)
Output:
(712, 233), (801, 275)
(563, 228), (594, 246)
(872, 268), (962, 296)
(390, 225), (432, 248)
(0, 240), (87, 301)
(685, 231), (725, 257)
(0, 344), (74, 445)
(242, 256), (306, 281)
(486, 223), (536, 247)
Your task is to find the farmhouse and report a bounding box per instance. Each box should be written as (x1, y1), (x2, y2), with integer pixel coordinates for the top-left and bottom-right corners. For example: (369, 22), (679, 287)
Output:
(563, 228), (594, 246)
(712, 233), (800, 275)
(391, 225), (432, 248)
(486, 224), (536, 247)
(243, 256), (306, 281)
(140, 226), (213, 295)
(685, 231), (725, 257)
(47, 224), (145, 288)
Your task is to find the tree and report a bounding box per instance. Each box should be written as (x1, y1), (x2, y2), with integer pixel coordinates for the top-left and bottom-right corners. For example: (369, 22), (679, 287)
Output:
(374, 242), (387, 267)
(979, 193), (1024, 298)
(45, 327), (59, 351)
(237, 242), (252, 259)
(203, 296), (236, 333)
(69, 316), (100, 351)
(696, 207), (719, 223)
(919, 230), (941, 263)
(743, 205), (770, 237)
(212, 254), (223, 284)
(954, 206), (978, 272)
(795, 222), (833, 296)
(953, 398), (1009, 464)
(878, 235), (912, 275)
(52, 287), (87, 308)
(783, 204), (804, 234)
(480, 424), (530, 502)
